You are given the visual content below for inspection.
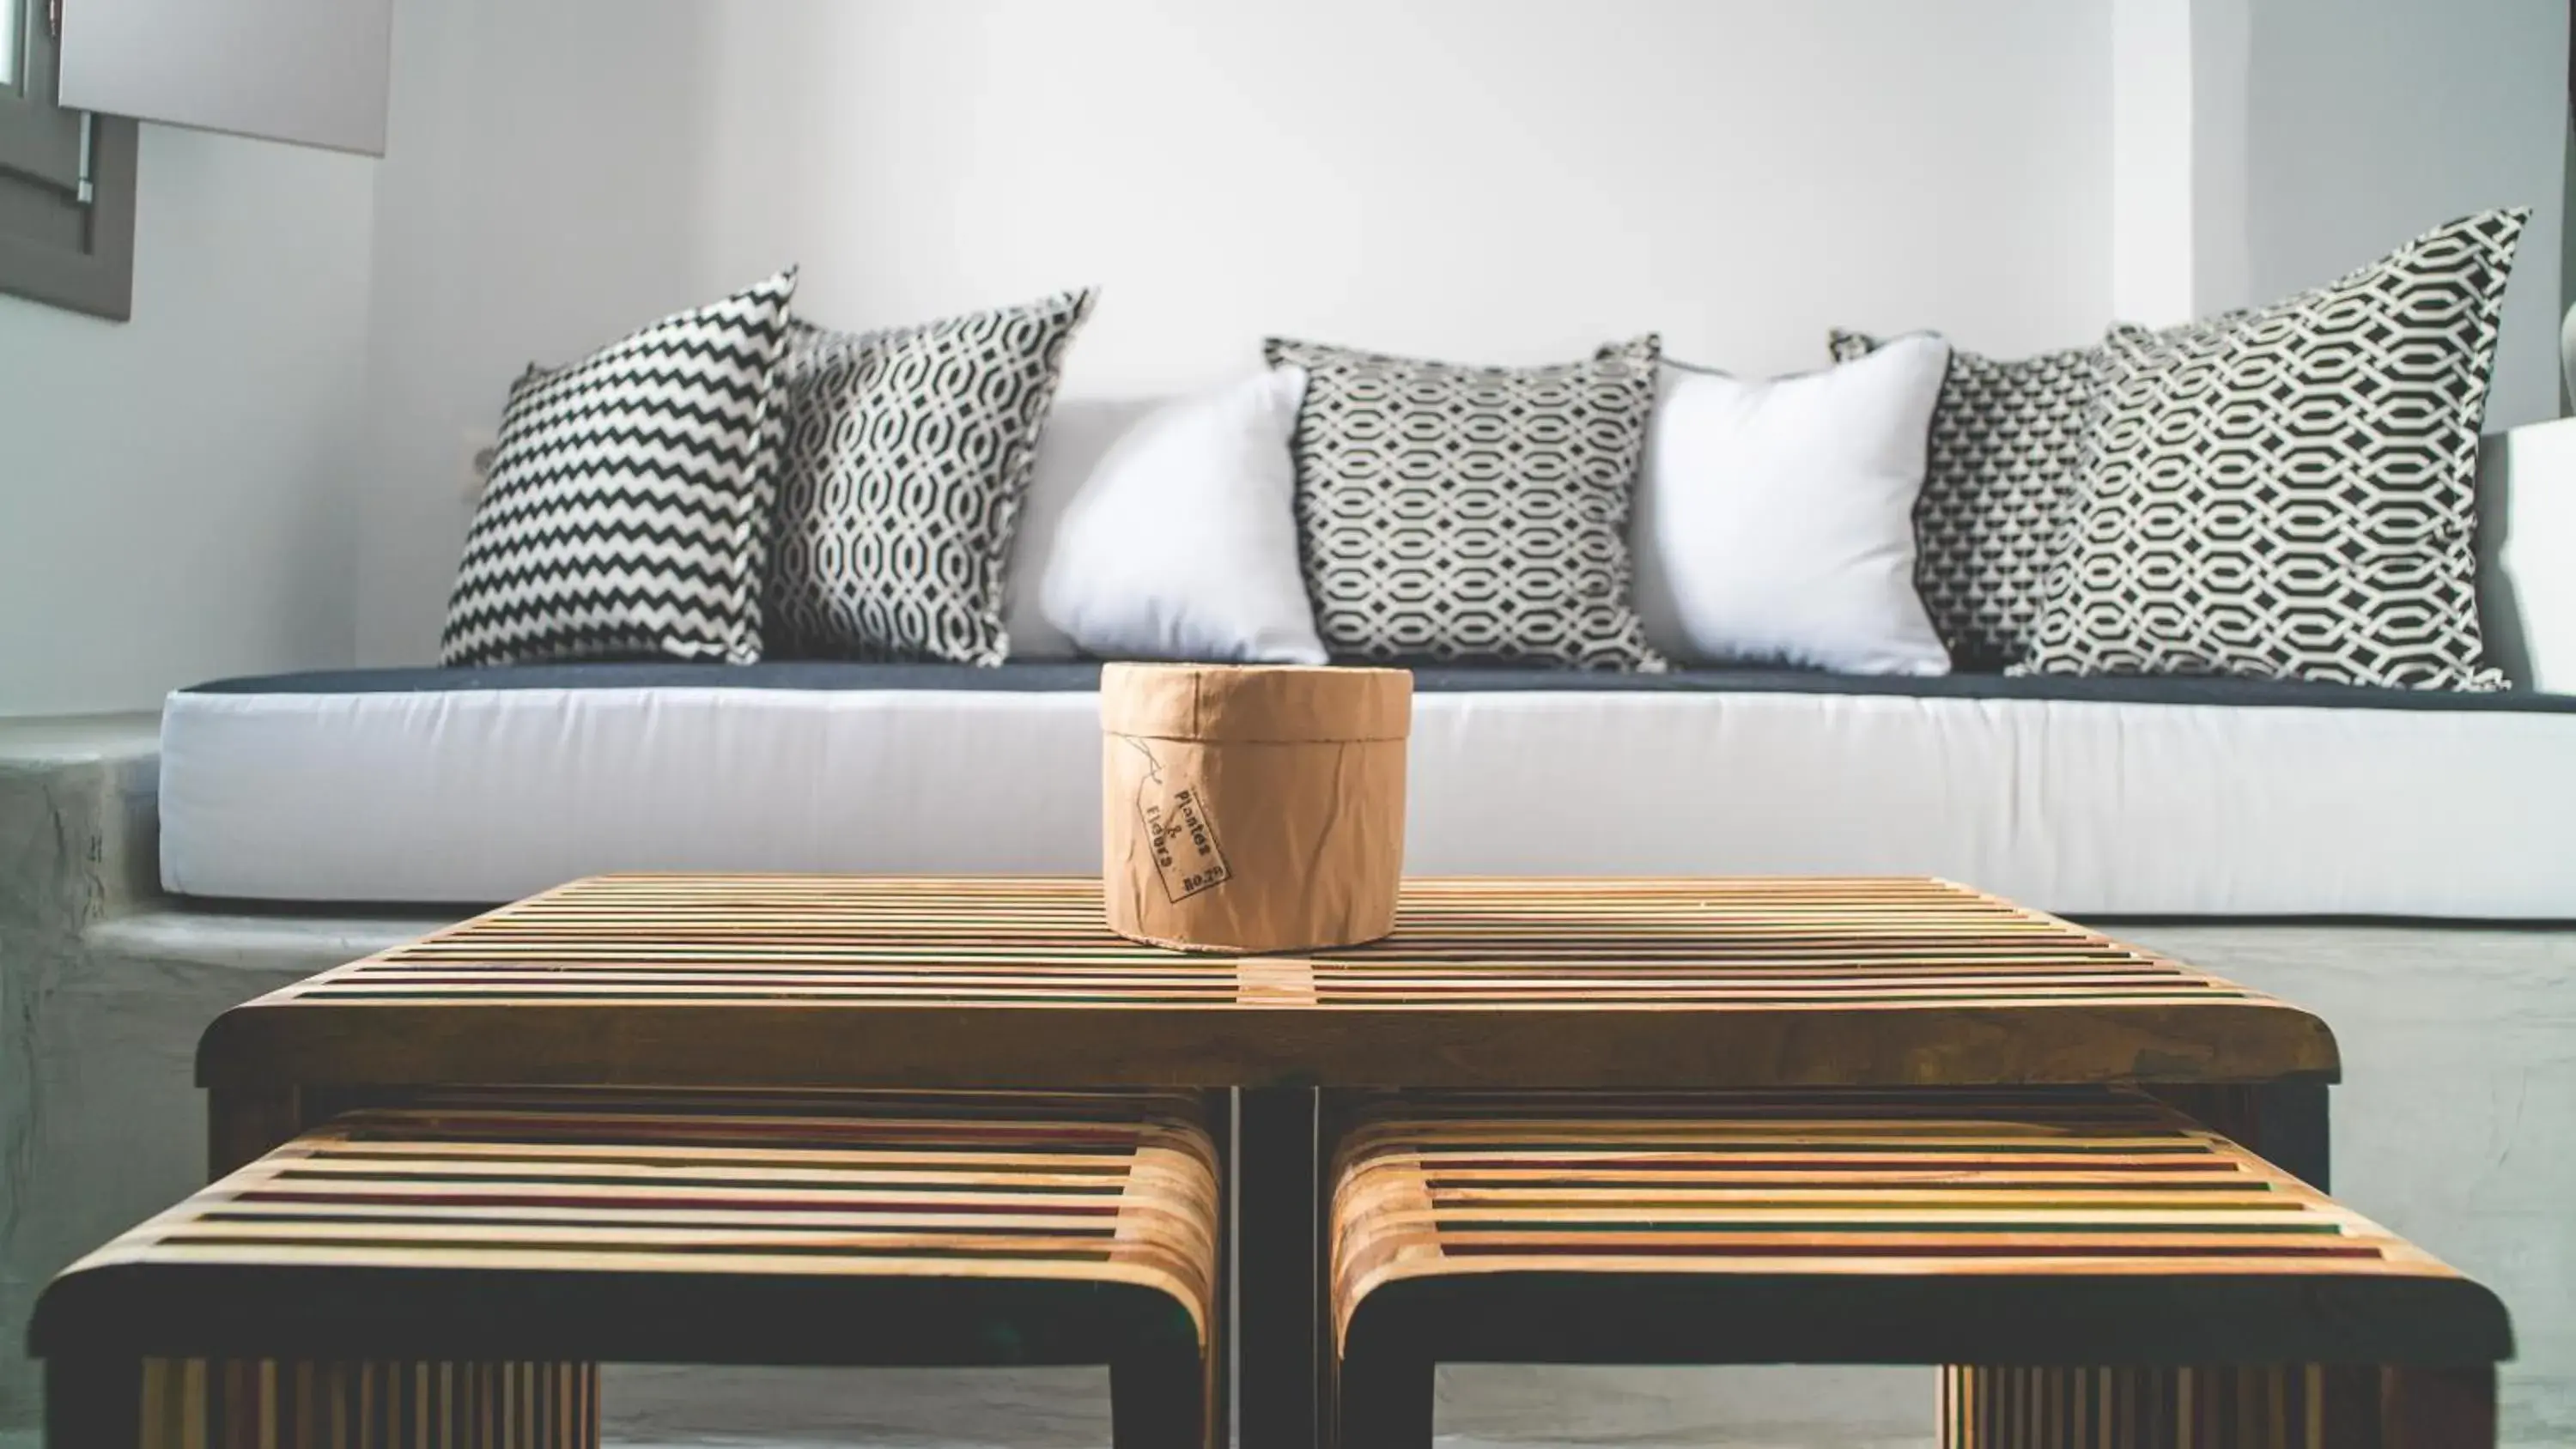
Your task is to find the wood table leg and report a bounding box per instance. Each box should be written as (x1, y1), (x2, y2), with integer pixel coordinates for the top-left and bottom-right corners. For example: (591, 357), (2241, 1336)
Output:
(1238, 1086), (1319, 1449)
(206, 1086), (303, 1178)
(2143, 1082), (2331, 1190)
(2245, 1080), (2330, 1191)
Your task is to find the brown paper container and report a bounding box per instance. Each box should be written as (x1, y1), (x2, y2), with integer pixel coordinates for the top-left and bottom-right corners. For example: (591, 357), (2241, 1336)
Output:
(1100, 662), (1412, 954)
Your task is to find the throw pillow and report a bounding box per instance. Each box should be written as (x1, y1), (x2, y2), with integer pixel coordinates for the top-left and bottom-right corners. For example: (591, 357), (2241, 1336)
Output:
(766, 289), (1097, 664)
(1040, 368), (1327, 664)
(1635, 337), (1953, 674)
(1263, 334), (1664, 670)
(1828, 329), (2100, 670)
(2018, 209), (2528, 689)
(440, 270), (799, 668)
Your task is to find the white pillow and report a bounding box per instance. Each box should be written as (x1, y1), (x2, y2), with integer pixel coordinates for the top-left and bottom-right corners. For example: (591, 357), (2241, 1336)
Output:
(1632, 336), (1953, 675)
(1040, 368), (1326, 664)
(1005, 397), (1157, 660)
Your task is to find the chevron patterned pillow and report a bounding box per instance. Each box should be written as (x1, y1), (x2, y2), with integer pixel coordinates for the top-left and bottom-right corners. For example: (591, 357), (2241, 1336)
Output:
(439, 270), (799, 667)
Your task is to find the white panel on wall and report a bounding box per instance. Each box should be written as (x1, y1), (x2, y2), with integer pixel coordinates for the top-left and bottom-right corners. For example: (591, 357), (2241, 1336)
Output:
(2109, 0), (2196, 326)
(2482, 417), (2576, 691)
(59, 0), (392, 155)
(2238, 0), (2565, 430)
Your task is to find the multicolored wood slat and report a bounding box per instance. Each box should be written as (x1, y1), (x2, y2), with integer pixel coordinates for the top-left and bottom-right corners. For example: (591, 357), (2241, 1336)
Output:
(35, 1091), (1222, 1449)
(1326, 1091), (2506, 1449)
(197, 876), (2337, 1093)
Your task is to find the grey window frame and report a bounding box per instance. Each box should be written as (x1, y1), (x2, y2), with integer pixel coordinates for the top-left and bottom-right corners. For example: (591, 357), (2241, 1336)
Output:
(0, 0), (137, 321)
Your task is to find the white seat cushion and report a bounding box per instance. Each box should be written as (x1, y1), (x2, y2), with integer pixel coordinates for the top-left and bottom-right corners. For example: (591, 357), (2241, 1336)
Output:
(159, 664), (2576, 918)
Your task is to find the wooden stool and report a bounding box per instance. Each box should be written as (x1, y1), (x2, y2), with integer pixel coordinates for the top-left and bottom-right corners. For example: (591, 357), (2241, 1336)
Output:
(1327, 1090), (2509, 1449)
(33, 1090), (1220, 1449)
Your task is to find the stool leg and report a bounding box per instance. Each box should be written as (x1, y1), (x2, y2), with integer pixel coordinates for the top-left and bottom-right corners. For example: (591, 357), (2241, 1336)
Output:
(1334, 1352), (1431, 1449)
(47, 1357), (142, 1449)
(2378, 1365), (2496, 1449)
(1112, 1349), (1212, 1449)
(1940, 1363), (2497, 1448)
(119, 1360), (598, 1448)
(1947, 1088), (2350, 1446)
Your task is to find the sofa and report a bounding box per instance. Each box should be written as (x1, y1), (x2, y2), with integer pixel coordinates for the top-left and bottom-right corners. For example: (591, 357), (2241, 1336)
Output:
(161, 404), (2576, 919)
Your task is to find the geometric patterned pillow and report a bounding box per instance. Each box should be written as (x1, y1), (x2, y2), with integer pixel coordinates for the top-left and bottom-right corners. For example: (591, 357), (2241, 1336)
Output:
(1261, 334), (1666, 670)
(440, 270), (799, 668)
(763, 289), (1096, 664)
(2016, 209), (2528, 690)
(1830, 330), (2101, 670)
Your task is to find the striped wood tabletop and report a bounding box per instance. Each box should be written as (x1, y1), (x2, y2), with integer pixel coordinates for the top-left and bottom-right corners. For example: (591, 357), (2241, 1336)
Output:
(197, 875), (2337, 1096)
(1327, 1091), (2506, 1448)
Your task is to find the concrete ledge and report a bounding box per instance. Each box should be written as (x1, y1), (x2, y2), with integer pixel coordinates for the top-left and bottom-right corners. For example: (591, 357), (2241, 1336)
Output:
(0, 712), (160, 934)
(84, 907), (453, 973)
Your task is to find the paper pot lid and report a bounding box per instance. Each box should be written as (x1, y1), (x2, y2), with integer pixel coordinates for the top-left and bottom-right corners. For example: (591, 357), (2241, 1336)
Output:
(1099, 663), (1413, 743)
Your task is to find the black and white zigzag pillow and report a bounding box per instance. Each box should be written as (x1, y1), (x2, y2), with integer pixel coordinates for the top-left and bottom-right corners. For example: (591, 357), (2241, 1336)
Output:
(1263, 335), (1666, 670)
(1830, 330), (2099, 670)
(2018, 209), (2526, 690)
(764, 290), (1096, 664)
(440, 271), (799, 667)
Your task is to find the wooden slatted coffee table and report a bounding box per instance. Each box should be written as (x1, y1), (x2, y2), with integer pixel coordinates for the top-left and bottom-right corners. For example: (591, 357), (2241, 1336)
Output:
(195, 875), (2342, 1449)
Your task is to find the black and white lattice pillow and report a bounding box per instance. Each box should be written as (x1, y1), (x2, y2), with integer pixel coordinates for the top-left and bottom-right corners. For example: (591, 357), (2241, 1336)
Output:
(1262, 335), (1665, 670)
(765, 290), (1096, 664)
(440, 271), (799, 667)
(2018, 209), (2527, 690)
(1829, 330), (2099, 670)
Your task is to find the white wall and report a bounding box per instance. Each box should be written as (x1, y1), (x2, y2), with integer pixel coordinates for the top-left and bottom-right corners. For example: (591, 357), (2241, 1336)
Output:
(2099, 0), (2562, 409)
(2109, 0), (2198, 325)
(0, 127), (374, 716)
(355, 0), (2121, 664)
(2, 0), (2566, 700)
(2233, 0), (2566, 428)
(353, 0), (725, 670)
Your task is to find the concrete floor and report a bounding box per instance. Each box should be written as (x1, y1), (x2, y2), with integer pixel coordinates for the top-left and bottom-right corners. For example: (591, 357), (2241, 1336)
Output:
(598, 1364), (1937, 1449)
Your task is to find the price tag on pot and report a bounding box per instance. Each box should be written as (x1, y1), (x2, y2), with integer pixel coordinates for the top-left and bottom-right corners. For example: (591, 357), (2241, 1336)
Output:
(1137, 767), (1232, 903)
